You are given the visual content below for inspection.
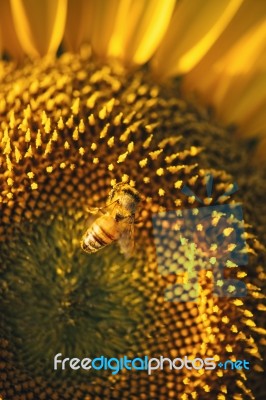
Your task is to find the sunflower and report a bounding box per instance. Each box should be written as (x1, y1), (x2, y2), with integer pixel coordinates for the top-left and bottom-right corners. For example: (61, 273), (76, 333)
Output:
(0, 1), (266, 399)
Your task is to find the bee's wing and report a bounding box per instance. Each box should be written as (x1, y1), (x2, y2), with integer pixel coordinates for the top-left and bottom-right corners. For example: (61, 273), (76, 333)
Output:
(87, 199), (119, 215)
(118, 217), (135, 257)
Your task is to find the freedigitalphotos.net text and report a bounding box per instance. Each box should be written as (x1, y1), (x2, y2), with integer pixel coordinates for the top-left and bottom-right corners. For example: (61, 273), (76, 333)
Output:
(54, 354), (250, 375)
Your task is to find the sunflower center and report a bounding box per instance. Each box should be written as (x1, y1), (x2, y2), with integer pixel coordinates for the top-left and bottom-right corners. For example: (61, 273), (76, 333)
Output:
(0, 210), (145, 378)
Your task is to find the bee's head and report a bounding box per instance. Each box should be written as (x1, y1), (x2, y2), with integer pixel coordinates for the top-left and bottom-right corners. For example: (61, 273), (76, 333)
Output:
(122, 186), (141, 204)
(109, 182), (140, 201)
(109, 183), (141, 213)
(121, 186), (142, 216)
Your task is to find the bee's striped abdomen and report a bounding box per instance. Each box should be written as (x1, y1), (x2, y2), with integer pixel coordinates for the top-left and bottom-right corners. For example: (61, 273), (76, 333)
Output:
(81, 215), (120, 254)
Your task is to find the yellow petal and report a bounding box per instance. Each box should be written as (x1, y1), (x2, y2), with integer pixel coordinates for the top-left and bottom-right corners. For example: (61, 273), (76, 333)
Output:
(10, 0), (67, 57)
(152, 0), (242, 76)
(0, 0), (24, 58)
(205, 19), (266, 108)
(214, 21), (266, 77)
(238, 98), (266, 138)
(88, 0), (122, 58)
(219, 72), (266, 131)
(64, 0), (130, 58)
(106, 0), (134, 58)
(108, 0), (175, 64)
(186, 19), (266, 136)
(64, 0), (94, 52)
(184, 1), (266, 94)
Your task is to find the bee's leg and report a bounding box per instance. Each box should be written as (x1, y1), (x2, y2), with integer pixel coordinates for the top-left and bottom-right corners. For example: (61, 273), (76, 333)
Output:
(134, 219), (143, 225)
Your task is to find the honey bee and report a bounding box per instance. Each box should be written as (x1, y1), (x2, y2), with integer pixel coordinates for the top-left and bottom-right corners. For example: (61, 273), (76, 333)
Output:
(81, 182), (141, 257)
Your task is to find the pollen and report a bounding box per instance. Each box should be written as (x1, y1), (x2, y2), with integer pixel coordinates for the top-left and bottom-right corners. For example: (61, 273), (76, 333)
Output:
(7, 177), (13, 186)
(88, 114), (96, 125)
(143, 134), (153, 148)
(149, 149), (163, 160)
(25, 128), (31, 142)
(66, 115), (74, 128)
(117, 151), (128, 163)
(122, 174), (129, 182)
(72, 127), (79, 140)
(174, 180), (183, 189)
(25, 145), (33, 158)
(223, 227), (234, 237)
(71, 98), (80, 115)
(100, 123), (110, 138)
(44, 118), (51, 133)
(36, 130), (42, 147)
(139, 158), (148, 168)
(79, 147), (85, 155)
(58, 117), (64, 130)
(99, 106), (107, 119)
(14, 146), (22, 163)
(156, 168), (164, 176)
(127, 141), (134, 153)
(64, 141), (70, 150)
(78, 119), (85, 133)
(107, 136), (115, 147)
